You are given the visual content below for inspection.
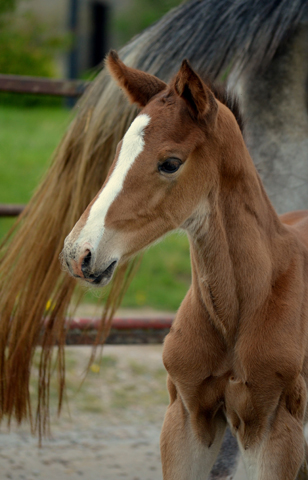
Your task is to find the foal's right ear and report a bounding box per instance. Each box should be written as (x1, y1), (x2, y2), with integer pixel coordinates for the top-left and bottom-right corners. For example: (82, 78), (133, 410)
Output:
(175, 59), (217, 122)
(106, 50), (167, 108)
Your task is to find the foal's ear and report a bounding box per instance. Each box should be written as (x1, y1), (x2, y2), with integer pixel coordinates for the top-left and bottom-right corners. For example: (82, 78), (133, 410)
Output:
(106, 50), (167, 108)
(175, 60), (217, 121)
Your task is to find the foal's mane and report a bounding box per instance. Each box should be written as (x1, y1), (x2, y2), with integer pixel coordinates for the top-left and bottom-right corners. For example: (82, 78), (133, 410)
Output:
(206, 79), (244, 133)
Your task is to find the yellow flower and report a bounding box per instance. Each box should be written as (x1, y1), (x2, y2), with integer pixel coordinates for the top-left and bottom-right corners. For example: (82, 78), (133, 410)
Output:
(46, 299), (56, 311)
(90, 363), (100, 373)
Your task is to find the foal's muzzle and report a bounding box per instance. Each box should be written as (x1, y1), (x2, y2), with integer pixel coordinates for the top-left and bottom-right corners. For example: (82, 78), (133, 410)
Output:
(64, 243), (118, 286)
(82, 253), (118, 285)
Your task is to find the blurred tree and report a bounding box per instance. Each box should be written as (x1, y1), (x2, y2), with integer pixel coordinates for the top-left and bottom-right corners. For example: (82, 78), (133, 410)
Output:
(112, 0), (183, 47)
(0, 7), (69, 78)
(0, 2), (69, 105)
(0, 0), (16, 17)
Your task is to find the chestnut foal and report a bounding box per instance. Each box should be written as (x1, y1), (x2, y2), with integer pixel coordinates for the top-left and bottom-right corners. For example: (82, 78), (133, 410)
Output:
(62, 51), (308, 479)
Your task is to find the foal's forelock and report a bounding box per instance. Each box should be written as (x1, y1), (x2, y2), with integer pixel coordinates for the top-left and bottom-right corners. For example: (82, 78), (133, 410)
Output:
(70, 113), (151, 250)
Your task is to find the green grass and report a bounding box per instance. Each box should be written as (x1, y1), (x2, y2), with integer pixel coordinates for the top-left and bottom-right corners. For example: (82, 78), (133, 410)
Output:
(0, 105), (191, 311)
(121, 232), (190, 310)
(0, 105), (72, 202)
(0, 105), (73, 238)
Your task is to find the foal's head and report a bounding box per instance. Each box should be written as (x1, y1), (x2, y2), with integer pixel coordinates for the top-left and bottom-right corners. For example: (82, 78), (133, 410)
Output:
(62, 51), (244, 286)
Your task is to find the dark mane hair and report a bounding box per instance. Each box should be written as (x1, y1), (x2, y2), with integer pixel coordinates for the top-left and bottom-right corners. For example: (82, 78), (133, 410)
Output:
(134, 0), (307, 80)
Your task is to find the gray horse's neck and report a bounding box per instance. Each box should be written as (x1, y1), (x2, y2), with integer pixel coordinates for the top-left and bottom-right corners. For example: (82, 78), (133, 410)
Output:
(229, 24), (308, 214)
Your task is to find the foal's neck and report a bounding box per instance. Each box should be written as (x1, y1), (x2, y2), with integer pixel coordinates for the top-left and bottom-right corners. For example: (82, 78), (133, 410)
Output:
(187, 143), (288, 342)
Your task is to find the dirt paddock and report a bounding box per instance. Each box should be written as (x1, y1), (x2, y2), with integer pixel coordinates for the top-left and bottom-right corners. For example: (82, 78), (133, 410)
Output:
(1, 345), (248, 479)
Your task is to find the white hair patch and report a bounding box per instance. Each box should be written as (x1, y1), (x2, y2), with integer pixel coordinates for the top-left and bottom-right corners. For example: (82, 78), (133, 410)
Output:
(78, 113), (151, 248)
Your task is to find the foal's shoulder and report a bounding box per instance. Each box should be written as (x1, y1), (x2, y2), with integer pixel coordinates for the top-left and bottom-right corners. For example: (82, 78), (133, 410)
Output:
(280, 210), (308, 250)
(279, 210), (308, 227)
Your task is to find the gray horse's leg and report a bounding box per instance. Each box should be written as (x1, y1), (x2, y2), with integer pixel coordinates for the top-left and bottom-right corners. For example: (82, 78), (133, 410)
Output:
(209, 427), (240, 480)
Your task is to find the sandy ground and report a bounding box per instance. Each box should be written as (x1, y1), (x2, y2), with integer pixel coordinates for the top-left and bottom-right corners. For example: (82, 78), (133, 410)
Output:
(0, 423), (246, 480)
(0, 343), (249, 480)
(0, 422), (163, 480)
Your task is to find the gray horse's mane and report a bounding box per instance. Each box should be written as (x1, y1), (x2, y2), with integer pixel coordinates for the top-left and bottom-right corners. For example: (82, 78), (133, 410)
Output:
(130, 0), (307, 80)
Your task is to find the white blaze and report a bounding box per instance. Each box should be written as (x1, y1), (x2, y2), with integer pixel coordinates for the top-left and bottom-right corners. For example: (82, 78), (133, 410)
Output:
(78, 113), (150, 248)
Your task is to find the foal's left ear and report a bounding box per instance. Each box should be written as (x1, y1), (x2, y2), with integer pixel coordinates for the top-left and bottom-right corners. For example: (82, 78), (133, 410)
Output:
(106, 50), (167, 108)
(175, 60), (217, 121)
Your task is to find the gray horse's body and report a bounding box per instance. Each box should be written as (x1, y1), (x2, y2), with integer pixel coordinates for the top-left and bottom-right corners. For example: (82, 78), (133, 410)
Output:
(232, 22), (308, 213)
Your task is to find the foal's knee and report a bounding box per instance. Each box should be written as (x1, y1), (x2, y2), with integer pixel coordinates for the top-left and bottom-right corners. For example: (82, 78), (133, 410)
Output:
(225, 377), (265, 448)
(225, 374), (307, 450)
(285, 374), (307, 421)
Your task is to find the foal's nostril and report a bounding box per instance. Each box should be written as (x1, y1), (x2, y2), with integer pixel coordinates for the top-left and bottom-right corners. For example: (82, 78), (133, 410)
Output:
(81, 249), (92, 274)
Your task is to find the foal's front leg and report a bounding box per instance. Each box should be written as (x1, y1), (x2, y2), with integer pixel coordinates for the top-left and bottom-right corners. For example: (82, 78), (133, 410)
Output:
(237, 401), (305, 480)
(160, 377), (227, 480)
(229, 379), (307, 480)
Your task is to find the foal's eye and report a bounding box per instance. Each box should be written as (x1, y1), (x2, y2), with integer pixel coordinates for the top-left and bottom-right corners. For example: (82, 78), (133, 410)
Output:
(158, 158), (182, 174)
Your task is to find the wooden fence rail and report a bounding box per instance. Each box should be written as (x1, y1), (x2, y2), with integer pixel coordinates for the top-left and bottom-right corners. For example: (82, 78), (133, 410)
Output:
(63, 317), (173, 345)
(0, 74), (90, 97)
(0, 204), (25, 216)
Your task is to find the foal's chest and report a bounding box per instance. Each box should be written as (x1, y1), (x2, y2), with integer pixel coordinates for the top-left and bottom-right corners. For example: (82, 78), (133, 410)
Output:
(162, 309), (231, 388)
(162, 313), (233, 420)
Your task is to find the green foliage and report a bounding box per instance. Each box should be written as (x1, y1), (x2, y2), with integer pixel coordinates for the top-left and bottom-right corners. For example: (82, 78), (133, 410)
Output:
(0, 6), (70, 106)
(0, 13), (58, 77)
(112, 0), (183, 47)
(0, 0), (15, 17)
